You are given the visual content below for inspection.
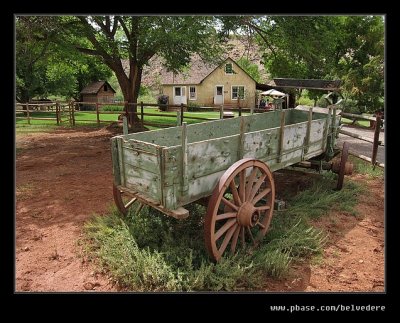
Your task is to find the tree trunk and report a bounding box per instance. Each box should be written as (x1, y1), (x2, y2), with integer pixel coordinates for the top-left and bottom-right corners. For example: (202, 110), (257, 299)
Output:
(114, 64), (143, 130)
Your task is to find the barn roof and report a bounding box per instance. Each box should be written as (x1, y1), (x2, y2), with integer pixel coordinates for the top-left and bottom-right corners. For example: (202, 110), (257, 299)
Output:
(80, 81), (116, 94)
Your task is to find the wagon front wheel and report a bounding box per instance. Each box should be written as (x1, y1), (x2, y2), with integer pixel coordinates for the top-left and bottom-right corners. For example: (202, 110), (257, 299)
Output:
(113, 183), (138, 216)
(205, 158), (275, 262)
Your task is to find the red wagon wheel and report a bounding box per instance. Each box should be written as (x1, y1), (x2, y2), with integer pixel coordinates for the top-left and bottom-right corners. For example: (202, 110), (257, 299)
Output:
(205, 158), (275, 262)
(113, 183), (138, 216)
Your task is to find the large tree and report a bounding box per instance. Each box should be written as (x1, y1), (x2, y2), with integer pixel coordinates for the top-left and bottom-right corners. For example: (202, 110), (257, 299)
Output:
(72, 16), (222, 128)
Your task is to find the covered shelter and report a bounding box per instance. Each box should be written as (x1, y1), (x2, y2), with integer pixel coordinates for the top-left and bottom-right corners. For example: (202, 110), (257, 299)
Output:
(256, 78), (341, 109)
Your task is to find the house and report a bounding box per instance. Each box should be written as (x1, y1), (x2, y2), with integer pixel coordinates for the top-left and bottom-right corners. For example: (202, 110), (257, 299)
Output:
(160, 57), (257, 108)
(80, 81), (116, 103)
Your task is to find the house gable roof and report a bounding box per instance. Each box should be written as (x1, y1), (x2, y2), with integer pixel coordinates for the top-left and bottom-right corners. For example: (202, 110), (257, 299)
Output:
(80, 81), (116, 95)
(160, 56), (256, 85)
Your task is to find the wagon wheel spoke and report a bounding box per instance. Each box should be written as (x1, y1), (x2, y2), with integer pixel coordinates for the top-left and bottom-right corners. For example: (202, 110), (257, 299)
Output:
(246, 227), (256, 246)
(240, 226), (245, 249)
(252, 187), (271, 204)
(215, 218), (237, 241)
(245, 167), (259, 201)
(249, 174), (267, 202)
(113, 183), (138, 216)
(218, 223), (238, 255)
(230, 225), (241, 253)
(216, 212), (237, 221)
(205, 159), (276, 262)
(239, 171), (246, 202)
(229, 180), (242, 206)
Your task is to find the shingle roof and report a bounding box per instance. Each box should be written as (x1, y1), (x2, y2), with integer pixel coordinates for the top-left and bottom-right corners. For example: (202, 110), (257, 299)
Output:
(160, 59), (219, 85)
(123, 55), (256, 87)
(268, 78), (341, 91)
(80, 81), (116, 94)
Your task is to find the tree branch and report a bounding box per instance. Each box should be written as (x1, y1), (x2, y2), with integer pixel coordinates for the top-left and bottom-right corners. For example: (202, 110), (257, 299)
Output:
(76, 47), (101, 56)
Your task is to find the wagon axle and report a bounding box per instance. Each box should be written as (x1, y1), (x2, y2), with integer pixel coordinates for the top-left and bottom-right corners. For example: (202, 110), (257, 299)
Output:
(294, 142), (353, 190)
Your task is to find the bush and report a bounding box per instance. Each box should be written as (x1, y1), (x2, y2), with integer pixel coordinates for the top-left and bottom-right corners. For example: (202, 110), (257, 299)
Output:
(102, 105), (124, 112)
(157, 95), (169, 111)
(187, 102), (202, 112)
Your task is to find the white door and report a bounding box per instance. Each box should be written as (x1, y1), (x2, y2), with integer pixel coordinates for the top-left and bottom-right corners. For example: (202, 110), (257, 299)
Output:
(214, 85), (224, 105)
(173, 86), (187, 105)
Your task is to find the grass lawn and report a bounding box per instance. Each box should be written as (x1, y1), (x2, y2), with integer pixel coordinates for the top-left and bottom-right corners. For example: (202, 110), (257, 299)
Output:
(341, 117), (371, 128)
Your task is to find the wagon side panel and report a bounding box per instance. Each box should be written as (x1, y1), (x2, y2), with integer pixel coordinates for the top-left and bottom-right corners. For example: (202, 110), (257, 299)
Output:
(305, 118), (328, 158)
(183, 135), (240, 204)
(162, 146), (181, 210)
(242, 128), (280, 161)
(119, 139), (163, 204)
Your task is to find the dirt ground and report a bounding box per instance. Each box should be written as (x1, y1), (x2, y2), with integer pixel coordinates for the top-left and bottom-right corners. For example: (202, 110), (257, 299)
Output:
(15, 127), (385, 292)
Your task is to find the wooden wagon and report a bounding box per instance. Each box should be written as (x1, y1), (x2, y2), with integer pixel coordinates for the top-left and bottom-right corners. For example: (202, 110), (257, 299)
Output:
(111, 107), (352, 261)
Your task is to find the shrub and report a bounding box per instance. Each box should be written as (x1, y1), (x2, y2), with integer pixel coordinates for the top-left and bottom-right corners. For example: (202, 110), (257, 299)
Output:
(157, 95), (169, 111)
(187, 102), (201, 112)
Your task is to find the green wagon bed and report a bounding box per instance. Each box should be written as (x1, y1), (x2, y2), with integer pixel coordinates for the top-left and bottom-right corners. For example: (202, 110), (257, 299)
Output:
(111, 107), (351, 261)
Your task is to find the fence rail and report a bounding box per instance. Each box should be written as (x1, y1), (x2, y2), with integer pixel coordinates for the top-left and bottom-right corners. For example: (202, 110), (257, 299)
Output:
(16, 101), (275, 129)
(339, 112), (383, 168)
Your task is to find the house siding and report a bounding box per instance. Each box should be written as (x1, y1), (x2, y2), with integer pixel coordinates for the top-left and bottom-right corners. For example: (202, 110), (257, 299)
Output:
(161, 58), (256, 108)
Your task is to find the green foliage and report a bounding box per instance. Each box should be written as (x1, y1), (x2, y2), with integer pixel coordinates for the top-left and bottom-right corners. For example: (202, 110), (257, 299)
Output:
(233, 16), (384, 113)
(16, 16), (112, 102)
(237, 57), (262, 82)
(187, 102), (202, 112)
(81, 175), (362, 291)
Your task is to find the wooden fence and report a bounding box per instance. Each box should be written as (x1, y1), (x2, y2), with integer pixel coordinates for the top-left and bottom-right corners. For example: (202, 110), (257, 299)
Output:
(16, 101), (273, 129)
(339, 112), (384, 168)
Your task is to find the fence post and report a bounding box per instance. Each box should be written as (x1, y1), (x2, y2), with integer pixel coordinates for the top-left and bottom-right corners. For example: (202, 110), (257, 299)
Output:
(180, 103), (184, 125)
(71, 102), (76, 126)
(26, 103), (30, 125)
(220, 105), (224, 119)
(140, 101), (144, 129)
(123, 115), (128, 135)
(371, 115), (381, 168)
(56, 101), (60, 125)
(176, 109), (182, 126)
(95, 103), (100, 126)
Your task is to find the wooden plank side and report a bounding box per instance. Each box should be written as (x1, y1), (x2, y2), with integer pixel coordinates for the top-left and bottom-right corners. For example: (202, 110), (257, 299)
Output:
(128, 140), (159, 155)
(281, 122), (308, 163)
(246, 110), (281, 132)
(162, 146), (182, 210)
(124, 164), (161, 203)
(310, 119), (327, 153)
(183, 170), (226, 205)
(122, 146), (160, 174)
(187, 135), (240, 179)
(242, 128), (280, 160)
(186, 117), (240, 143)
(121, 127), (181, 147)
(111, 138), (121, 185)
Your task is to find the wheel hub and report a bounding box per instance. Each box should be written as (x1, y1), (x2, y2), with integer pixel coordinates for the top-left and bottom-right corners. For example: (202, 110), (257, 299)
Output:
(237, 202), (258, 227)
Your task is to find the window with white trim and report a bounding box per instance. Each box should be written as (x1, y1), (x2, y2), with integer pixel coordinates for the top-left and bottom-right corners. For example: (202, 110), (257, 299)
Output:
(189, 86), (196, 100)
(232, 86), (245, 100)
(174, 87), (181, 96)
(225, 63), (233, 74)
